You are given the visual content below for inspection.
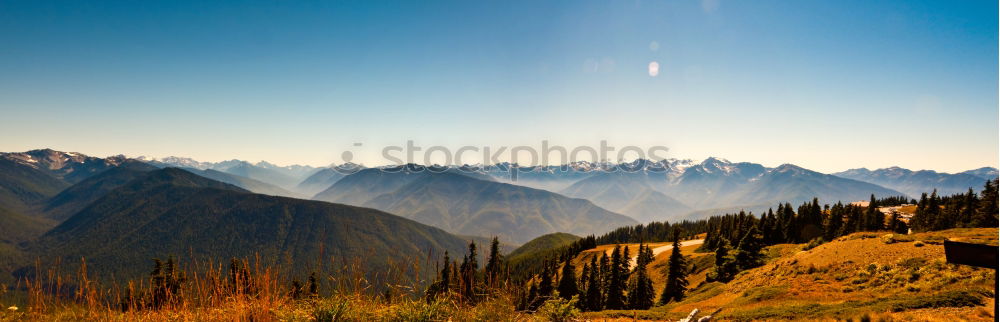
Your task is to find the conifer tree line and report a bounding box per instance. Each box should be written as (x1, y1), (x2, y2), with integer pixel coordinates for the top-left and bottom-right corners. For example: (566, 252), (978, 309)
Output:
(909, 179), (999, 232)
(425, 237), (507, 303)
(507, 181), (998, 312)
(508, 221), (709, 282)
(515, 228), (697, 312)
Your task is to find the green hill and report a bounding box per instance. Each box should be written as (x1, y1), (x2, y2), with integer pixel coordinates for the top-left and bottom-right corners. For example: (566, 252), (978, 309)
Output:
(25, 168), (478, 284)
(41, 161), (159, 222)
(506, 232), (581, 261)
(0, 157), (69, 214)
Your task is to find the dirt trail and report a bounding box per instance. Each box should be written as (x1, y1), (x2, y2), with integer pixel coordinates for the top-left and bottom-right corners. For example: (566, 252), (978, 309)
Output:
(602, 239), (704, 269)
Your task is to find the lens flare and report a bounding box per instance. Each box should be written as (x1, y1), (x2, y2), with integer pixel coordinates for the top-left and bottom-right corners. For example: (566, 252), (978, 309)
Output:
(648, 61), (660, 77)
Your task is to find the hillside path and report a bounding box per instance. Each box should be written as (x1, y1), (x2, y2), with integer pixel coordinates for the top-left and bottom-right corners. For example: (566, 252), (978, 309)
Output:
(602, 239), (704, 269)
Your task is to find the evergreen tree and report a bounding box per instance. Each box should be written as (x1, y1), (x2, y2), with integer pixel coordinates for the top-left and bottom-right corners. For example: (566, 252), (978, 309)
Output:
(974, 179), (999, 227)
(307, 272), (318, 297)
(659, 232), (689, 305)
(585, 256), (603, 311)
(823, 202), (844, 241)
(708, 239), (737, 282)
(150, 256), (185, 308)
(459, 241), (479, 300)
(556, 260), (578, 300)
(626, 244), (655, 309)
(599, 252), (611, 291)
(290, 279), (303, 299)
(579, 262), (590, 308)
(485, 237), (504, 285)
(538, 260), (554, 299)
(734, 226), (765, 270)
(887, 211), (907, 234)
(604, 246), (626, 309)
(525, 281), (539, 310)
(427, 251), (452, 297)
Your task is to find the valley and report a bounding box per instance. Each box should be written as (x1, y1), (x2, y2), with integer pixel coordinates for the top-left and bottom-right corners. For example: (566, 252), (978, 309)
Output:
(0, 149), (995, 321)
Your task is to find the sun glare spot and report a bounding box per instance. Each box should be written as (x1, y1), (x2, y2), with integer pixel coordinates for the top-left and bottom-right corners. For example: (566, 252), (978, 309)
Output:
(648, 61), (660, 77)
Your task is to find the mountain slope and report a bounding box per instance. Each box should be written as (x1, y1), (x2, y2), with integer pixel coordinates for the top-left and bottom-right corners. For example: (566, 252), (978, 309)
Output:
(312, 165), (495, 205)
(182, 168), (302, 198)
(834, 166), (991, 197)
(29, 168), (479, 283)
(41, 161), (159, 222)
(962, 167), (999, 181)
(2, 149), (126, 184)
(737, 164), (905, 206)
(293, 164), (364, 197)
(655, 158), (770, 209)
(0, 149), (127, 214)
(0, 157), (69, 213)
(220, 161), (302, 190)
(560, 172), (692, 223)
(326, 170), (638, 244)
(506, 232), (580, 260)
(0, 206), (49, 244)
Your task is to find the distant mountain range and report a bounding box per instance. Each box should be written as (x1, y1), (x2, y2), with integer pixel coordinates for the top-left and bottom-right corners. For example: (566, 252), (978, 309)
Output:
(560, 172), (692, 223)
(832, 166), (998, 198)
(0, 148), (995, 284)
(138, 156), (321, 192)
(313, 165), (637, 244)
(73, 151), (1000, 226)
(26, 168), (475, 283)
(497, 158), (906, 222)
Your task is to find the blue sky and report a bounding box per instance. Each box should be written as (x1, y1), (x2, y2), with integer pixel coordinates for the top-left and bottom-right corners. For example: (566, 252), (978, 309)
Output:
(0, 0), (996, 173)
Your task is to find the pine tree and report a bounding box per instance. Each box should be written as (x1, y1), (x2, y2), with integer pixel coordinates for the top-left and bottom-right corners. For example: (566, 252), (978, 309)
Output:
(823, 202), (843, 241)
(307, 272), (318, 297)
(887, 211), (907, 234)
(427, 251), (452, 298)
(599, 252), (610, 292)
(956, 188), (978, 227)
(604, 246), (626, 309)
(585, 256), (603, 311)
(659, 233), (689, 305)
(538, 260), (554, 299)
(974, 179), (999, 227)
(864, 194), (884, 231)
(579, 262), (590, 309)
(290, 279), (303, 299)
(485, 237), (504, 285)
(626, 244), (655, 309)
(459, 241), (479, 300)
(734, 226), (765, 270)
(525, 281), (539, 310)
(708, 239), (737, 282)
(556, 260), (578, 300)
(150, 256), (185, 308)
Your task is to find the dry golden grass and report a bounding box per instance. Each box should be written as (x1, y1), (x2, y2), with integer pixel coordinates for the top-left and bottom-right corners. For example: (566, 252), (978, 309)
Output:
(0, 254), (532, 321)
(572, 228), (997, 321)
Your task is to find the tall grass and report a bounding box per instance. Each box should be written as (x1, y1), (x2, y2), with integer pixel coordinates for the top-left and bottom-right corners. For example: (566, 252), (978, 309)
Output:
(1, 253), (525, 321)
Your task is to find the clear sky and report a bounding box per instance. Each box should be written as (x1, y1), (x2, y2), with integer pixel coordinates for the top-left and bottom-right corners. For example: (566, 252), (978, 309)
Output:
(1, 0), (996, 173)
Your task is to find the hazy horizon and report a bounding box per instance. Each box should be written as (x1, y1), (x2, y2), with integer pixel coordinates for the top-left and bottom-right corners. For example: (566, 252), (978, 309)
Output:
(1, 0), (997, 173)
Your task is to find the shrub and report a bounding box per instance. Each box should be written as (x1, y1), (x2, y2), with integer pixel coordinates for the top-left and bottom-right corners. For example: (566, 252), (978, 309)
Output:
(890, 291), (983, 312)
(741, 286), (788, 303)
(313, 299), (351, 322)
(804, 238), (825, 251)
(880, 234), (896, 244)
(390, 298), (452, 321)
(535, 292), (580, 322)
